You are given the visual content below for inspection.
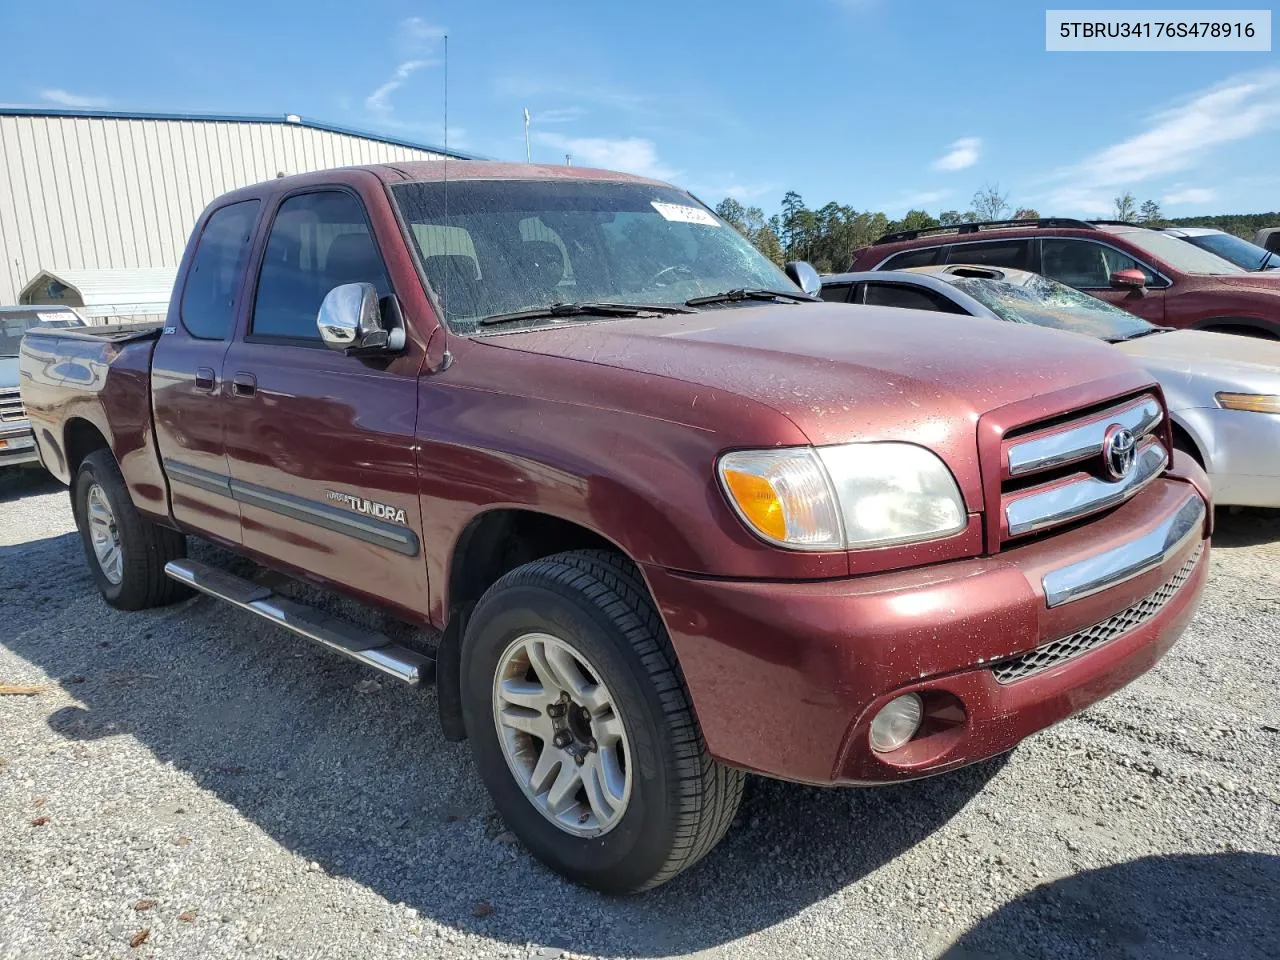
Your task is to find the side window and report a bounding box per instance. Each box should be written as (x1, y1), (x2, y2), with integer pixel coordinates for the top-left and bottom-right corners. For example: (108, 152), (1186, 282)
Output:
(1041, 239), (1156, 289)
(863, 282), (959, 313)
(944, 240), (1030, 269)
(880, 247), (941, 269)
(180, 200), (260, 340)
(820, 283), (852, 303)
(251, 191), (391, 341)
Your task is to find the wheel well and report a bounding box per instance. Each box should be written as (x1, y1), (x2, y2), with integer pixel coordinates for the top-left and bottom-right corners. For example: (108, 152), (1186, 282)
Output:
(447, 509), (618, 616)
(64, 419), (110, 475)
(1195, 319), (1279, 340)
(1169, 421), (1204, 467)
(435, 509), (622, 743)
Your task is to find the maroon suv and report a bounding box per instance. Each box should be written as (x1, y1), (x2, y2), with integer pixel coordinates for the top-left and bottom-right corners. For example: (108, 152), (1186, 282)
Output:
(850, 218), (1280, 338)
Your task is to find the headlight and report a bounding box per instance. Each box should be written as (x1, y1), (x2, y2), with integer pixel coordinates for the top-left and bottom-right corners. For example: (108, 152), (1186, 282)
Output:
(718, 442), (967, 551)
(1216, 392), (1280, 414)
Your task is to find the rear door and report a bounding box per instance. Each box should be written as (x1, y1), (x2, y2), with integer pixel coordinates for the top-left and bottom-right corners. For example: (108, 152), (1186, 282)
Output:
(1040, 238), (1167, 323)
(220, 185), (429, 617)
(152, 199), (261, 545)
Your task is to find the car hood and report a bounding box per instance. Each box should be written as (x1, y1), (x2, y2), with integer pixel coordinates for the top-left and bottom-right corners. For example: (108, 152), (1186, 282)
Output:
(1116, 329), (1280, 405)
(0, 356), (19, 389)
(1207, 272), (1280, 292)
(486, 303), (1147, 446)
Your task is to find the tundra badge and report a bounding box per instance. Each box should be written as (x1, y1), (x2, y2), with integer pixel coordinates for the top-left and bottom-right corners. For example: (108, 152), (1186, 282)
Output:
(326, 490), (408, 525)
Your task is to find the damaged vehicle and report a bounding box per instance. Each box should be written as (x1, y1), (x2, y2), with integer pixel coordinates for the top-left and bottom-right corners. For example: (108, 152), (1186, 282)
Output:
(21, 162), (1210, 892)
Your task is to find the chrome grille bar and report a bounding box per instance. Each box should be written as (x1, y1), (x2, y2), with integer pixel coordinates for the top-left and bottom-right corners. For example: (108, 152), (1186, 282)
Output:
(1007, 396), (1161, 477)
(1005, 438), (1168, 537)
(1041, 493), (1205, 608)
(0, 389), (24, 423)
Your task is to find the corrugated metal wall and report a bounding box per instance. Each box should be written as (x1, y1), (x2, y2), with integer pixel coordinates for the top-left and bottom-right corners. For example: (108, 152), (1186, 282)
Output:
(0, 114), (447, 307)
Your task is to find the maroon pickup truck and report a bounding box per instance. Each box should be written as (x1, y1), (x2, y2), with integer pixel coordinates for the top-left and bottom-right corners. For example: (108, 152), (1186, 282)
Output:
(20, 162), (1211, 893)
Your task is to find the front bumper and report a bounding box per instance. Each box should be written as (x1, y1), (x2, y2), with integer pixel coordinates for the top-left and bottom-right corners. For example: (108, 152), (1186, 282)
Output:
(643, 477), (1209, 786)
(0, 420), (40, 467)
(1179, 406), (1280, 507)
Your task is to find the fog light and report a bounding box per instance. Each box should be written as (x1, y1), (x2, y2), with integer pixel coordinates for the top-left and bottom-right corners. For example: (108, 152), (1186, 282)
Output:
(870, 694), (924, 753)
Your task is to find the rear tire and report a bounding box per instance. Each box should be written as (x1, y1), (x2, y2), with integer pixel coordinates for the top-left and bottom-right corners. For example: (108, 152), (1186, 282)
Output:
(72, 449), (190, 610)
(461, 549), (742, 892)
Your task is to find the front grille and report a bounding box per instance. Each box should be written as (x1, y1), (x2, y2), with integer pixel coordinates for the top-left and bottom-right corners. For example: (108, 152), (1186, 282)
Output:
(0, 389), (24, 423)
(997, 393), (1165, 545)
(991, 543), (1203, 684)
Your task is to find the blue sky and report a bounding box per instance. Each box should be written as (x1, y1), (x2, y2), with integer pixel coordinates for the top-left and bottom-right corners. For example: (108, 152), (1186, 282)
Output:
(2, 0), (1277, 218)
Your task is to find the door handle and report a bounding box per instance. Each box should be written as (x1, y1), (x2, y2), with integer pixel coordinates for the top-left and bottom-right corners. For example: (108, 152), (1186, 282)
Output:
(194, 367), (216, 391)
(231, 372), (257, 398)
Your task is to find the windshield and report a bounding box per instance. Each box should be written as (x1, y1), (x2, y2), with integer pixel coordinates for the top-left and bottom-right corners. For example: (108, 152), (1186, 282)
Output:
(1183, 232), (1279, 271)
(0, 311), (83, 356)
(390, 179), (796, 333)
(946, 273), (1156, 341)
(1114, 229), (1247, 275)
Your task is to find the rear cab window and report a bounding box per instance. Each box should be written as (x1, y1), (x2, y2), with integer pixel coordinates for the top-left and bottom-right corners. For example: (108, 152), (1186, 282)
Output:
(251, 190), (392, 343)
(180, 200), (261, 340)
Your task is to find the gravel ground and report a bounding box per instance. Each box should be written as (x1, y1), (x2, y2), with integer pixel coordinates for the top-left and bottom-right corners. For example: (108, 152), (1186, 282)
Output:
(1, 468), (1277, 960)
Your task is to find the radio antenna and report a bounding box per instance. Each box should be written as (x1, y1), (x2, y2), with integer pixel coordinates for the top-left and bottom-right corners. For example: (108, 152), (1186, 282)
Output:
(442, 33), (449, 323)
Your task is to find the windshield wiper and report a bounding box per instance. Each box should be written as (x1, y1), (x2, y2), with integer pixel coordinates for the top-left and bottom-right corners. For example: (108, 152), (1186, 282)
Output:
(479, 301), (694, 328)
(685, 288), (819, 307)
(1259, 250), (1276, 271)
(1107, 326), (1172, 343)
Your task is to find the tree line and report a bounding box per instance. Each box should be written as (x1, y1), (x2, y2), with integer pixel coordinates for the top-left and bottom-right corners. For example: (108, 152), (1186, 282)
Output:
(713, 183), (1278, 272)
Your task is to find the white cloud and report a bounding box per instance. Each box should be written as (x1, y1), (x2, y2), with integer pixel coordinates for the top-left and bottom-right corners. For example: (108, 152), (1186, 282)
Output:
(932, 137), (981, 171)
(878, 188), (951, 214)
(366, 18), (446, 116)
(533, 107), (585, 124)
(703, 181), (776, 201)
(366, 60), (431, 115)
(534, 132), (678, 180)
(1043, 71), (1280, 211)
(1163, 187), (1217, 205)
(40, 89), (110, 108)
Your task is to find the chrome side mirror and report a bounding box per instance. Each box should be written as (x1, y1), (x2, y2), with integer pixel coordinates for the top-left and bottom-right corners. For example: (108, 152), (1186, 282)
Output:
(317, 283), (405, 354)
(785, 261), (822, 297)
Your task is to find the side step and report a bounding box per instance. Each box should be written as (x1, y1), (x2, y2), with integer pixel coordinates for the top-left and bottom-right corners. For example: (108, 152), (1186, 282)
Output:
(165, 559), (434, 686)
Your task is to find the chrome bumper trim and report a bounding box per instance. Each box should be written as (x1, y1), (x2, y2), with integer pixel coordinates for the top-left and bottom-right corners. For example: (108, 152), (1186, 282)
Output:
(1007, 396), (1161, 477)
(1006, 439), (1168, 536)
(1041, 492), (1206, 608)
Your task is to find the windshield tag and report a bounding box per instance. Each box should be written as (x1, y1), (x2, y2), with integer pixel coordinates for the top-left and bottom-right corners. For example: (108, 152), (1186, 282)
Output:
(651, 201), (719, 227)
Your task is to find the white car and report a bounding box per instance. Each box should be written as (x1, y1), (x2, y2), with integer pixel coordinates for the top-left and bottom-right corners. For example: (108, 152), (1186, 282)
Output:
(820, 265), (1280, 508)
(1160, 227), (1279, 273)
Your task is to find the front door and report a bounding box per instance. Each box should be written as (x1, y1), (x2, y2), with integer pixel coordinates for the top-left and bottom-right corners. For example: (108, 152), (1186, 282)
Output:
(1040, 238), (1167, 324)
(152, 199), (261, 545)
(221, 188), (428, 619)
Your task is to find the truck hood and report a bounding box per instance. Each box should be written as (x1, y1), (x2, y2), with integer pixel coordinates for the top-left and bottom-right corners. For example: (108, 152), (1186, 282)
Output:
(485, 303), (1146, 445)
(1116, 329), (1280, 407)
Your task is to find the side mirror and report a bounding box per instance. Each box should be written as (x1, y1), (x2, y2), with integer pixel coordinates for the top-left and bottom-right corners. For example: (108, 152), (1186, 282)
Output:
(317, 282), (405, 355)
(1109, 269), (1147, 291)
(785, 261), (822, 297)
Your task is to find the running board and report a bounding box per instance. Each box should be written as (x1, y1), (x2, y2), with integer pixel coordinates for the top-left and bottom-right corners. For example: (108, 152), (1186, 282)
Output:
(165, 559), (433, 686)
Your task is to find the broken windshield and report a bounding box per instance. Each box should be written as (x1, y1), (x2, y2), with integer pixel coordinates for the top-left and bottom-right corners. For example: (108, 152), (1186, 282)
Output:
(947, 273), (1157, 342)
(390, 179), (799, 334)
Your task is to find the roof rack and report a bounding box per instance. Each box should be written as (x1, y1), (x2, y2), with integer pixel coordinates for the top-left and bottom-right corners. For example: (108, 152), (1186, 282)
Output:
(873, 217), (1097, 246)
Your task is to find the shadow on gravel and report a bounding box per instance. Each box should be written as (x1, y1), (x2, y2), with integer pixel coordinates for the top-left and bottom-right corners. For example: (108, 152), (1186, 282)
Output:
(1212, 506), (1280, 548)
(942, 852), (1280, 960)
(0, 468), (61, 503)
(5, 532), (1002, 957)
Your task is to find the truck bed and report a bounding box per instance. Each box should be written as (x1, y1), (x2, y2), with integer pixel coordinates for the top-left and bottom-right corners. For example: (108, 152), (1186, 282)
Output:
(19, 324), (169, 519)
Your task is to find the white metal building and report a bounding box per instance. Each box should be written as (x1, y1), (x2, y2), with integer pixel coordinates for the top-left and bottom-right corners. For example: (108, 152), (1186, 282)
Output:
(0, 108), (473, 315)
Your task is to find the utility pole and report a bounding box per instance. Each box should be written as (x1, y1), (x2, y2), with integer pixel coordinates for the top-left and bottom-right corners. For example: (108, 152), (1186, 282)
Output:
(523, 108), (531, 162)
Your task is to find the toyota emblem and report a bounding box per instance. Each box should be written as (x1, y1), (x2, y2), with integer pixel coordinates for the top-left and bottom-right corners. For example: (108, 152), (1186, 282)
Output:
(1102, 425), (1137, 480)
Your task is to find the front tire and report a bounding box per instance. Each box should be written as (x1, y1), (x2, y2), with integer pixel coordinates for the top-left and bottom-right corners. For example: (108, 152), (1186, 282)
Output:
(72, 449), (189, 610)
(461, 549), (742, 892)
